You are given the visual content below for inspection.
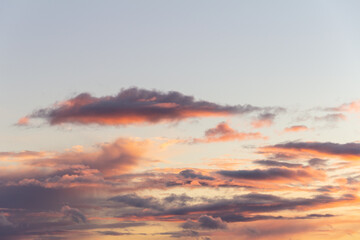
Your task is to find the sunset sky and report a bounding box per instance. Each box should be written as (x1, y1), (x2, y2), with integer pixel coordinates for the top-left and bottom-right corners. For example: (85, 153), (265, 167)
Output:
(1, 1), (360, 239)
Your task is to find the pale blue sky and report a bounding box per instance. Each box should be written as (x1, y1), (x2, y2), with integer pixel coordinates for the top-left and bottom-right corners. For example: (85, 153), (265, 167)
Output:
(1, 0), (360, 151)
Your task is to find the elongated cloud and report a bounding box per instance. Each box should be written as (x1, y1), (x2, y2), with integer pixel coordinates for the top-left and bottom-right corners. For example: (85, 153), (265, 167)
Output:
(284, 125), (309, 133)
(110, 192), (356, 221)
(261, 141), (360, 160)
(23, 88), (262, 126)
(217, 167), (323, 182)
(192, 122), (265, 143)
(315, 113), (346, 122)
(182, 215), (227, 230)
(254, 160), (303, 168)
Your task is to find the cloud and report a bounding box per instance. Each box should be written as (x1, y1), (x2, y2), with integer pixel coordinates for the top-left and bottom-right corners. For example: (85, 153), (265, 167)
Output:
(217, 167), (321, 182)
(182, 215), (227, 230)
(97, 231), (130, 236)
(61, 205), (86, 223)
(109, 193), (195, 213)
(261, 141), (360, 160)
(315, 113), (346, 122)
(251, 113), (276, 128)
(308, 158), (327, 167)
(179, 169), (214, 180)
(284, 125), (309, 133)
(30, 138), (148, 176)
(254, 160), (303, 168)
(158, 230), (200, 238)
(329, 100), (360, 112)
(192, 122), (266, 143)
(235, 219), (316, 240)
(23, 88), (262, 126)
(0, 185), (85, 210)
(0, 150), (50, 160)
(15, 117), (30, 126)
(109, 194), (161, 210)
(0, 214), (14, 227)
(109, 192), (356, 222)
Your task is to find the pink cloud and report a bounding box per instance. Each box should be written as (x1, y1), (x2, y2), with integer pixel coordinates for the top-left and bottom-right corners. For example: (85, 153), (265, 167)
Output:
(284, 125), (309, 133)
(192, 122), (266, 143)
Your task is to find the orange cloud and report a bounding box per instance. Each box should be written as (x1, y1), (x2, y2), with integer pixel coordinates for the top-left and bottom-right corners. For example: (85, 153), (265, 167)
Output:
(31, 138), (150, 176)
(284, 125), (309, 133)
(16, 116), (29, 126)
(333, 100), (360, 112)
(192, 122), (266, 143)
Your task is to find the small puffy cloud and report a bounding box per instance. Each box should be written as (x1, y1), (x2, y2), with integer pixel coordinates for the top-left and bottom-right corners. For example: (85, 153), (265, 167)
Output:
(284, 125), (309, 133)
(15, 117), (30, 126)
(251, 113), (276, 128)
(192, 122), (266, 143)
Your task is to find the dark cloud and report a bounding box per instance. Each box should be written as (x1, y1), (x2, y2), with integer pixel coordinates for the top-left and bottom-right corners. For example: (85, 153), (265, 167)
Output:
(179, 169), (214, 180)
(182, 215), (227, 230)
(0, 185), (84, 210)
(219, 214), (283, 223)
(308, 158), (327, 167)
(295, 214), (335, 219)
(24, 88), (262, 126)
(254, 160), (303, 168)
(158, 230), (200, 238)
(267, 141), (360, 160)
(317, 185), (340, 192)
(96, 231), (145, 236)
(217, 168), (313, 181)
(163, 194), (194, 207)
(61, 205), (86, 223)
(97, 231), (126, 236)
(109, 192), (355, 222)
(109, 193), (160, 210)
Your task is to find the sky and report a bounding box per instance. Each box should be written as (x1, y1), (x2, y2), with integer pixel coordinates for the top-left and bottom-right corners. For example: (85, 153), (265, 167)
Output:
(1, 0), (360, 239)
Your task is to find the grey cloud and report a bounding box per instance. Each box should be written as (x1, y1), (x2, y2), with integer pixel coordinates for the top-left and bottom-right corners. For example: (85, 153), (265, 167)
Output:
(254, 160), (303, 168)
